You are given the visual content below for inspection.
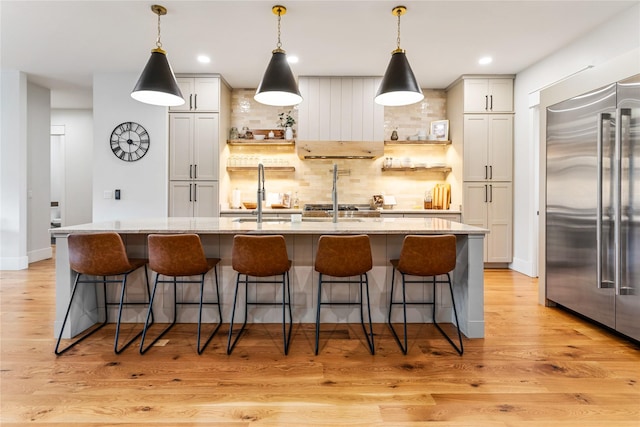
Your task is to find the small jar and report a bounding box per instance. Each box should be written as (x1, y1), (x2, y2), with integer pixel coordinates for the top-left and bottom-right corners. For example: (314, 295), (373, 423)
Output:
(424, 190), (433, 209)
(229, 127), (239, 140)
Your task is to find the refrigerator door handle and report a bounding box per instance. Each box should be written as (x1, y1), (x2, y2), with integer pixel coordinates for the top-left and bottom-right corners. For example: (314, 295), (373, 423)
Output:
(615, 108), (632, 295)
(597, 112), (614, 289)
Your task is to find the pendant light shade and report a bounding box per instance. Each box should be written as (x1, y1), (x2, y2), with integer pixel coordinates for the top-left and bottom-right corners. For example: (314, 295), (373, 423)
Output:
(131, 5), (184, 107)
(254, 5), (302, 107)
(375, 6), (424, 107)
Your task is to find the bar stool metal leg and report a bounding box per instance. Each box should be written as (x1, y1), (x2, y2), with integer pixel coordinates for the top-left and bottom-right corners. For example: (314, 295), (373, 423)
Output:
(139, 274), (178, 354)
(432, 274), (464, 355)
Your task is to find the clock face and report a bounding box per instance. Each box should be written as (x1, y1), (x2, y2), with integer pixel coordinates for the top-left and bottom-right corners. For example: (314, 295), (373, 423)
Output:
(110, 121), (150, 162)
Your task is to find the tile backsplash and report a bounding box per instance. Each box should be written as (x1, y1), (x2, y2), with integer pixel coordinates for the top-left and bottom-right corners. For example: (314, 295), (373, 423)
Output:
(224, 88), (460, 211)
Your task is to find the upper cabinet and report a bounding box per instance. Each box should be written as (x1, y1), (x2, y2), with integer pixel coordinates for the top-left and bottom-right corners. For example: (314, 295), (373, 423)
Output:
(170, 76), (221, 112)
(463, 78), (513, 113)
(169, 113), (219, 181)
(297, 77), (384, 141)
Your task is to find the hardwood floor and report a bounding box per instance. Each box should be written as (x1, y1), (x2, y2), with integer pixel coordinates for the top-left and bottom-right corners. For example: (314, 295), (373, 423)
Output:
(1, 254), (639, 426)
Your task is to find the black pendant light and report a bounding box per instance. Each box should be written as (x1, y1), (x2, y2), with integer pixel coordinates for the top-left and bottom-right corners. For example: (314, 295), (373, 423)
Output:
(131, 5), (184, 107)
(375, 6), (424, 107)
(254, 5), (302, 107)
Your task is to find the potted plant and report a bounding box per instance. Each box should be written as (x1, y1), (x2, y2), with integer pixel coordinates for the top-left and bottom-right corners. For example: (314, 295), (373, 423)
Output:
(277, 110), (295, 140)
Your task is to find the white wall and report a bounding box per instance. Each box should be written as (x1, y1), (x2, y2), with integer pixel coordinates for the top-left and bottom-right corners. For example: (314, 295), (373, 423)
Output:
(511, 3), (640, 278)
(27, 82), (52, 263)
(92, 73), (168, 222)
(51, 109), (93, 226)
(0, 70), (29, 269)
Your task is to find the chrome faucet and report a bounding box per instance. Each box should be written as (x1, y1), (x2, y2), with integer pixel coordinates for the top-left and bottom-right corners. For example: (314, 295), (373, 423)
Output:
(256, 163), (266, 223)
(332, 164), (338, 223)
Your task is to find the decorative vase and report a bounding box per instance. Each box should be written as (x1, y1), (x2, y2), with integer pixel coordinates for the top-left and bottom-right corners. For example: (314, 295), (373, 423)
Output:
(285, 126), (293, 141)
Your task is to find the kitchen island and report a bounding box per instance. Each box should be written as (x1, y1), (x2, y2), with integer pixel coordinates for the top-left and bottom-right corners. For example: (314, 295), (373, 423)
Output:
(52, 217), (488, 340)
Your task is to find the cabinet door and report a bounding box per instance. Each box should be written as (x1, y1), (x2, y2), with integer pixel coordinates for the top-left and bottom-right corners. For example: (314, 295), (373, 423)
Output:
(463, 79), (490, 112)
(487, 114), (513, 181)
(193, 181), (219, 217)
(193, 114), (219, 180)
(169, 114), (194, 180)
(169, 181), (194, 216)
(487, 182), (512, 262)
(463, 183), (490, 261)
(193, 78), (220, 112)
(487, 79), (513, 112)
(170, 78), (195, 112)
(463, 115), (489, 181)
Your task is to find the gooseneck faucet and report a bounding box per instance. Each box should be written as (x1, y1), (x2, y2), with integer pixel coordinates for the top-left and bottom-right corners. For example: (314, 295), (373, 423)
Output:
(257, 163), (266, 223)
(332, 164), (338, 223)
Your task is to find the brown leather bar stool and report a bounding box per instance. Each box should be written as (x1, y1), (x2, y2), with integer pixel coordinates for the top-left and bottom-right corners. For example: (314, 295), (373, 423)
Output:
(140, 234), (221, 355)
(315, 235), (375, 355)
(388, 234), (464, 355)
(55, 232), (153, 355)
(227, 235), (292, 355)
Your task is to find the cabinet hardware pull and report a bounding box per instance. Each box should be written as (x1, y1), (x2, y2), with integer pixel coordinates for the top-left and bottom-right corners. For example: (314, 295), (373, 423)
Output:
(189, 184), (192, 202)
(194, 184), (197, 202)
(485, 165), (488, 180)
(189, 94), (193, 110)
(194, 94), (198, 110)
(194, 164), (197, 178)
(485, 95), (488, 111)
(189, 165), (193, 179)
(489, 165), (493, 179)
(484, 185), (488, 203)
(489, 184), (493, 203)
(490, 95), (493, 110)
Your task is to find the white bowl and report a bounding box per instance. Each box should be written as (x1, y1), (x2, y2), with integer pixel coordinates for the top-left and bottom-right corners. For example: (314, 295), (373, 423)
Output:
(254, 135), (266, 140)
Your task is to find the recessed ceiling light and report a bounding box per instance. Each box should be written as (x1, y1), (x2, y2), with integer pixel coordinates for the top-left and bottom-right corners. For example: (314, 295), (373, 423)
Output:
(197, 55), (211, 64)
(287, 55), (299, 64)
(479, 56), (493, 65)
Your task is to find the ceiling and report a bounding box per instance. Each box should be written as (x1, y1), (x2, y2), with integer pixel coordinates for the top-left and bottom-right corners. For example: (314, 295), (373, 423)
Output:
(1, 0), (637, 108)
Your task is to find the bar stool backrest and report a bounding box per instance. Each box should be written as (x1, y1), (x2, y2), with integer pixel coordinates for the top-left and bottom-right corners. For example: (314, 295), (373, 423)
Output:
(232, 235), (290, 277)
(148, 234), (209, 276)
(315, 235), (372, 277)
(68, 232), (132, 276)
(397, 235), (457, 276)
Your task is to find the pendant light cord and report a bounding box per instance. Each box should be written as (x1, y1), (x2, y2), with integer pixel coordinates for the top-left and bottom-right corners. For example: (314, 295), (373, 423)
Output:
(396, 11), (401, 50)
(156, 10), (163, 49)
(276, 8), (282, 50)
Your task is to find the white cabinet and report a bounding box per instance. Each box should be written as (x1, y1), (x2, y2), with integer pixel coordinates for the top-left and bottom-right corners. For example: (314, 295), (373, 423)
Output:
(170, 77), (221, 112)
(463, 78), (513, 113)
(463, 182), (512, 263)
(169, 181), (219, 217)
(169, 113), (219, 181)
(447, 75), (514, 264)
(297, 77), (384, 141)
(463, 114), (513, 181)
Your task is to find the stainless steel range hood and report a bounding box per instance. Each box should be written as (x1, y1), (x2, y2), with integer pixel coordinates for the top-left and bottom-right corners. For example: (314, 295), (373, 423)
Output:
(296, 140), (383, 159)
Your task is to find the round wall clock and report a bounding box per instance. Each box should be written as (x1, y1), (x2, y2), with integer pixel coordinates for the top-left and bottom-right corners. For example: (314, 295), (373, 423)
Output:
(110, 121), (150, 162)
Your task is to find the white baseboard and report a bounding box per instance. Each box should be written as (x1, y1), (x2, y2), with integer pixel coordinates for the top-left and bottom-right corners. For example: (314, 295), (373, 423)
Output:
(28, 246), (53, 264)
(510, 257), (537, 278)
(0, 256), (29, 270)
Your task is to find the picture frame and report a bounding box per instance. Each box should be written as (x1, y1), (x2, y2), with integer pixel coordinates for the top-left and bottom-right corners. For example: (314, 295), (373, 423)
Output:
(430, 120), (449, 141)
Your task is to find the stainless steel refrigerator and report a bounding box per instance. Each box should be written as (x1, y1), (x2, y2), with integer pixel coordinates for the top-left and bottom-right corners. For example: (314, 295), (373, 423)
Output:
(546, 74), (640, 342)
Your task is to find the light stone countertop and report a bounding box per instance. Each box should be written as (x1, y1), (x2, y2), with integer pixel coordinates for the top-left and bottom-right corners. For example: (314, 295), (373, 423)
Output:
(51, 216), (487, 236)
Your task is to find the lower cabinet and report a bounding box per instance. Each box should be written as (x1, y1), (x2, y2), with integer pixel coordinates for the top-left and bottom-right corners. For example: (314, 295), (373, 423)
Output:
(463, 182), (512, 263)
(169, 181), (219, 217)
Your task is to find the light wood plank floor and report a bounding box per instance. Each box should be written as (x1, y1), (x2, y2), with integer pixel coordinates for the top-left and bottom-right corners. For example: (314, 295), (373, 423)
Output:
(1, 253), (639, 426)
